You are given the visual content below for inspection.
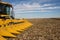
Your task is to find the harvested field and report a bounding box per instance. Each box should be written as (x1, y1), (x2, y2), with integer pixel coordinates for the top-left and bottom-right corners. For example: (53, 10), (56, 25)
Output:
(8, 18), (60, 40)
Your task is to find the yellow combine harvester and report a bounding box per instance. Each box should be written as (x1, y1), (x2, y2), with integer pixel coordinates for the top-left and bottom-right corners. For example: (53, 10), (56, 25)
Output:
(0, 0), (32, 40)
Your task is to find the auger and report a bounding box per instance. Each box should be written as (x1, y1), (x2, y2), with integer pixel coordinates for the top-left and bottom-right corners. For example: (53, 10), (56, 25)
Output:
(0, 0), (32, 40)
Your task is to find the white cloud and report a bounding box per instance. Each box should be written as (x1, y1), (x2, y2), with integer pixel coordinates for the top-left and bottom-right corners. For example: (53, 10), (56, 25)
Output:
(14, 2), (40, 10)
(14, 2), (60, 13)
(42, 4), (54, 7)
(41, 6), (60, 9)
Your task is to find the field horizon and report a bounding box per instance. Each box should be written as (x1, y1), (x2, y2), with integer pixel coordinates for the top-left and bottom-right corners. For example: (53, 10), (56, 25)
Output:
(8, 18), (60, 40)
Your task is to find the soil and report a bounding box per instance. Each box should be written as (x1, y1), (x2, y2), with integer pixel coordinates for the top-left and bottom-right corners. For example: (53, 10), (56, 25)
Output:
(8, 18), (60, 40)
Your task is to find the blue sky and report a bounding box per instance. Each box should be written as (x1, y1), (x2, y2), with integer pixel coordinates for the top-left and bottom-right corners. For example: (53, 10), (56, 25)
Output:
(3, 0), (60, 18)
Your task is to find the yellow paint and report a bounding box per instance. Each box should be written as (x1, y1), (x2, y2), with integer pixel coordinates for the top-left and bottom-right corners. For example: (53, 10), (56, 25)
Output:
(10, 20), (32, 31)
(5, 26), (20, 34)
(0, 27), (16, 37)
(0, 19), (32, 40)
(0, 19), (20, 34)
(0, 36), (7, 40)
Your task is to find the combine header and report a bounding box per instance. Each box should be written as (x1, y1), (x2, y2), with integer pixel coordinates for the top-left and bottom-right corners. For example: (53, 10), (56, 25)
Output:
(0, 0), (32, 40)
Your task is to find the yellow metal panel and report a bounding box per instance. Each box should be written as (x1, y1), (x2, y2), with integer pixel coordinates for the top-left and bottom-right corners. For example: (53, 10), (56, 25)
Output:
(0, 36), (7, 40)
(0, 19), (32, 38)
(5, 26), (20, 34)
(11, 19), (24, 23)
(10, 20), (32, 31)
(4, 19), (12, 24)
(0, 19), (3, 25)
(0, 27), (16, 37)
(0, 19), (20, 34)
(10, 24), (24, 32)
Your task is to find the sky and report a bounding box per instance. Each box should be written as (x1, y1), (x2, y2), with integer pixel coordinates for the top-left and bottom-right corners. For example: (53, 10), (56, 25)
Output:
(3, 0), (60, 18)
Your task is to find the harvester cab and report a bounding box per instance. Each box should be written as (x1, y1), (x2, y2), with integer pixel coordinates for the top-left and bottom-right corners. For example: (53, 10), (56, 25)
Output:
(0, 0), (32, 40)
(0, 1), (14, 19)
